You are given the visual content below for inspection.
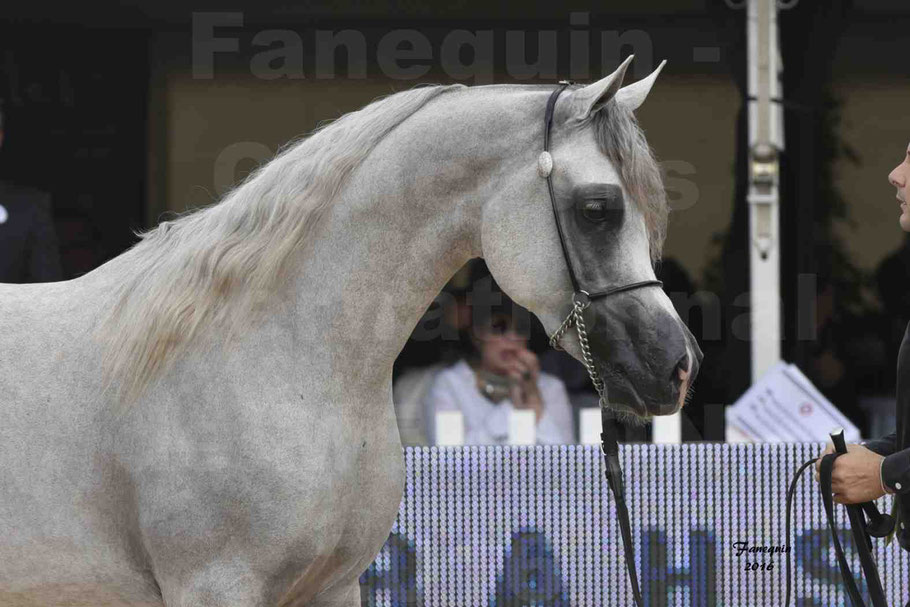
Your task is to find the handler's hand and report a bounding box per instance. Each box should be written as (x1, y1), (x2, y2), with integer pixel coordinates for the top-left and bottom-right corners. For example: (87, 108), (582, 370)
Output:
(813, 442), (886, 505)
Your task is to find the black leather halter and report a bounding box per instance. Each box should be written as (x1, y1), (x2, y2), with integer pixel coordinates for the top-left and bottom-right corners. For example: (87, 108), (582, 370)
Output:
(542, 81), (661, 607)
(542, 81), (663, 300)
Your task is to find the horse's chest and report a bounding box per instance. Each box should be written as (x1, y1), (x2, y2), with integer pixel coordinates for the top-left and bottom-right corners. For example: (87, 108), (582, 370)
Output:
(278, 409), (406, 597)
(133, 399), (405, 598)
(327, 437), (405, 551)
(277, 436), (405, 604)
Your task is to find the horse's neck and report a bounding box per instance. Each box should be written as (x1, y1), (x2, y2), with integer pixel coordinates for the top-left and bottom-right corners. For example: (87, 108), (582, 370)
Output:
(290, 198), (474, 391)
(290, 94), (513, 388)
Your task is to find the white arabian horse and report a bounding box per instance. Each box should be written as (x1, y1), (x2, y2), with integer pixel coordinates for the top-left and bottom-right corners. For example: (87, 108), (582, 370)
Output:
(0, 56), (700, 606)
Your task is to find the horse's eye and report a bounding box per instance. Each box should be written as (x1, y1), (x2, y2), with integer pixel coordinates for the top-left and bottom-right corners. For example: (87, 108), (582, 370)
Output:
(582, 199), (608, 222)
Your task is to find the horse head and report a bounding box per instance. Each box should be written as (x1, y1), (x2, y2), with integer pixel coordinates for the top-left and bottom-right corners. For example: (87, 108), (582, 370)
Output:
(481, 57), (702, 421)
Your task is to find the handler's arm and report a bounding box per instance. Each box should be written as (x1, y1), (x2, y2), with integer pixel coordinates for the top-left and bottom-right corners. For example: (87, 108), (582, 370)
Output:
(863, 432), (898, 457)
(881, 446), (910, 495)
(861, 432), (903, 494)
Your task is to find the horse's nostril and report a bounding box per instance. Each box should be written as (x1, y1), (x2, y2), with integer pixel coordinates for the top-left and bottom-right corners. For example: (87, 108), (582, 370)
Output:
(674, 354), (689, 385)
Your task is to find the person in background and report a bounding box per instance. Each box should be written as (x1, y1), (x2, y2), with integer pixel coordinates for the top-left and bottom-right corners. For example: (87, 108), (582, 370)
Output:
(0, 101), (62, 283)
(393, 262), (472, 382)
(426, 286), (575, 446)
(816, 140), (910, 554)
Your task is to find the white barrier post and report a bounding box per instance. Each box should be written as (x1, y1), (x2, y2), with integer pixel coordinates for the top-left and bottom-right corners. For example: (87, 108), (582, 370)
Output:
(579, 407), (601, 445)
(652, 411), (682, 444)
(509, 409), (536, 445)
(435, 411), (464, 446)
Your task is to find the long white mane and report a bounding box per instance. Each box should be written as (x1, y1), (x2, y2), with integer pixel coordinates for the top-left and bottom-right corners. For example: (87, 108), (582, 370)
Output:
(99, 83), (465, 405)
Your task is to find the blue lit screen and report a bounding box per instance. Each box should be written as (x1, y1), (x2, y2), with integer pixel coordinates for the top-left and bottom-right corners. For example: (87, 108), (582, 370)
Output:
(360, 444), (909, 606)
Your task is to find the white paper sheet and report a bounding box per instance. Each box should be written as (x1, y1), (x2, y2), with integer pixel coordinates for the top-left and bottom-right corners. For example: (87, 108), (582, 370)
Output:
(725, 361), (860, 442)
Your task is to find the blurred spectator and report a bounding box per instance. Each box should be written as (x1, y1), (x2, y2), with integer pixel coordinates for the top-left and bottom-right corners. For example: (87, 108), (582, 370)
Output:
(0, 101), (62, 283)
(393, 262), (472, 382)
(392, 261), (476, 445)
(426, 285), (574, 446)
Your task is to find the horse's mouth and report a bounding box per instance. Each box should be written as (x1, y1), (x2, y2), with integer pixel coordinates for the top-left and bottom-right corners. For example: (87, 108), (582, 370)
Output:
(605, 400), (653, 427)
(613, 353), (695, 418)
(600, 375), (691, 422)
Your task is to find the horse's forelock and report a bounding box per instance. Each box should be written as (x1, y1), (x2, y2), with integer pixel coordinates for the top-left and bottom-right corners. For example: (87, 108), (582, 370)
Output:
(589, 99), (669, 263)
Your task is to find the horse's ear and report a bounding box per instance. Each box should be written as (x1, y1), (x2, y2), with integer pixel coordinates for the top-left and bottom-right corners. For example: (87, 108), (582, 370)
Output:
(566, 55), (634, 121)
(616, 60), (667, 111)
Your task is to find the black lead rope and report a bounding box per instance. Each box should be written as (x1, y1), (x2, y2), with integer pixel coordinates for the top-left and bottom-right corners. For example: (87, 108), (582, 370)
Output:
(785, 459), (817, 607)
(784, 430), (892, 607)
(601, 407), (645, 607)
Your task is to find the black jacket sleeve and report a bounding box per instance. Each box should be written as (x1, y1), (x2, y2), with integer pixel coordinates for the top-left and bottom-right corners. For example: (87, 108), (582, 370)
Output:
(882, 447), (910, 495)
(863, 432), (898, 456)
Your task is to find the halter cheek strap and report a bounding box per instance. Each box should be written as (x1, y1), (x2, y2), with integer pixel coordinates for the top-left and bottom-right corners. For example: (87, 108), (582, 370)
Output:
(540, 81), (582, 293)
(540, 81), (663, 301)
(541, 81), (651, 607)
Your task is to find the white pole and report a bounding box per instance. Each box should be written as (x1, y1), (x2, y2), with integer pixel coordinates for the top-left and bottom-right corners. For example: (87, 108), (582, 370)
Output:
(726, 0), (784, 443)
(747, 0), (783, 382)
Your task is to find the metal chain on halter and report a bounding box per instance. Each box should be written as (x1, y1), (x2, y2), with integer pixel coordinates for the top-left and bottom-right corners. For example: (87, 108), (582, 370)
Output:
(548, 289), (645, 607)
(549, 291), (605, 402)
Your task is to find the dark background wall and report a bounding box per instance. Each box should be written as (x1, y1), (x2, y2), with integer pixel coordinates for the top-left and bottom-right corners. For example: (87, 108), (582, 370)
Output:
(0, 27), (149, 278)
